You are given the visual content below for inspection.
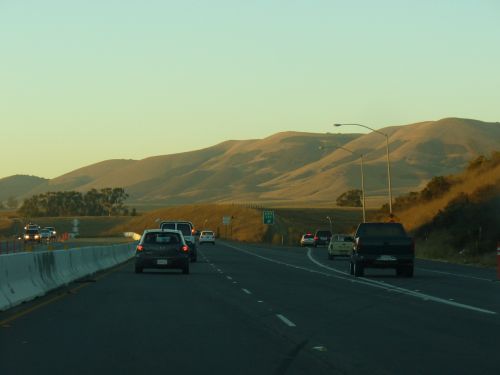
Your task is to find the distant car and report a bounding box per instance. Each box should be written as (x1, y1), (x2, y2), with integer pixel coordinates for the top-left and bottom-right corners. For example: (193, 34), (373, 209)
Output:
(300, 233), (315, 247)
(314, 229), (332, 247)
(44, 227), (57, 239)
(24, 229), (41, 243)
(40, 229), (52, 242)
(327, 234), (354, 259)
(134, 229), (190, 274)
(159, 221), (197, 262)
(199, 230), (215, 245)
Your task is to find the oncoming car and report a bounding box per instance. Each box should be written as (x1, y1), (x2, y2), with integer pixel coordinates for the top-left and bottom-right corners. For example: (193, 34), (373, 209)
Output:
(134, 229), (190, 274)
(327, 234), (354, 259)
(24, 229), (41, 243)
(300, 233), (315, 247)
(199, 230), (215, 245)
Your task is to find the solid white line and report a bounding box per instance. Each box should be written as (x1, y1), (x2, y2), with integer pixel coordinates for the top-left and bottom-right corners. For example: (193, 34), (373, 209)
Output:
(306, 249), (497, 316)
(418, 268), (493, 282)
(221, 242), (496, 316)
(276, 314), (296, 327)
(242, 288), (252, 295)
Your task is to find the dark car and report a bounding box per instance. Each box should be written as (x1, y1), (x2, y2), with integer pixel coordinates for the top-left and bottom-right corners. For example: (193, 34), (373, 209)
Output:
(23, 229), (41, 243)
(314, 229), (332, 247)
(134, 229), (190, 274)
(159, 221), (197, 262)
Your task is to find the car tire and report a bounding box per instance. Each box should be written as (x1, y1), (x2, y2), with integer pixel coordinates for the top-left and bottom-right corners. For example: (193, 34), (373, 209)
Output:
(135, 266), (143, 274)
(353, 262), (364, 277)
(328, 253), (334, 260)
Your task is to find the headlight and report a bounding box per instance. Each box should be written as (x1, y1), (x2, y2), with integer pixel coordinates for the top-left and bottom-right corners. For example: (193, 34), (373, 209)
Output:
(24, 235), (29, 239)
(35, 235), (40, 239)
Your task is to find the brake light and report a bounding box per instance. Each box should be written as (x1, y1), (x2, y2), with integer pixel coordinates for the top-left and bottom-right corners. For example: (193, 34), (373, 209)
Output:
(191, 228), (195, 234)
(182, 245), (189, 252)
(314, 236), (319, 241)
(136, 245), (144, 252)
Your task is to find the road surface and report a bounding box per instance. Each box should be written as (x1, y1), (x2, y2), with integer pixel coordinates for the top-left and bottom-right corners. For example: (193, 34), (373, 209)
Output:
(1, 241), (499, 374)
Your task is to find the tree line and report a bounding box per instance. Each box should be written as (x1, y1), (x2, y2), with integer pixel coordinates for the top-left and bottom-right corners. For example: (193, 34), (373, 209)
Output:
(18, 188), (133, 217)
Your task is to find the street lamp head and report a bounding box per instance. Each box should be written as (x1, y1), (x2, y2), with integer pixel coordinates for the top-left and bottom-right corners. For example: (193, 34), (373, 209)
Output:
(333, 123), (342, 127)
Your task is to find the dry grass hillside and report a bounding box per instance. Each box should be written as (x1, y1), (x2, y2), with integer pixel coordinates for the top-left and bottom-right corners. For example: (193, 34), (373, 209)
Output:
(0, 175), (48, 203)
(7, 118), (500, 207)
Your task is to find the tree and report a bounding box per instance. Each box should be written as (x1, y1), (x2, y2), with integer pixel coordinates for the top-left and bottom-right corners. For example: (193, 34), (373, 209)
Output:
(336, 189), (362, 207)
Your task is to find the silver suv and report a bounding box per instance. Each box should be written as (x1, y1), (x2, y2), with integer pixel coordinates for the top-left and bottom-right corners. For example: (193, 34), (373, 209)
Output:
(159, 221), (197, 262)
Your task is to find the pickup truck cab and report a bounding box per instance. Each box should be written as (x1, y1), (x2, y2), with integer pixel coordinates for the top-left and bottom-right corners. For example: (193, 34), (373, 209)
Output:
(350, 222), (414, 277)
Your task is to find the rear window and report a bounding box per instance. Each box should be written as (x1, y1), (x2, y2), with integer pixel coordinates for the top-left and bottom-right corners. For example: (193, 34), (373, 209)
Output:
(316, 231), (332, 237)
(27, 229), (39, 234)
(161, 223), (175, 230)
(201, 231), (214, 236)
(177, 223), (192, 236)
(356, 223), (406, 237)
(144, 232), (180, 244)
(303, 234), (314, 239)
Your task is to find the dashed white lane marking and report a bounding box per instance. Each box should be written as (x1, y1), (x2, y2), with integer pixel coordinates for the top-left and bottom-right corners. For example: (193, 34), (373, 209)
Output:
(226, 276), (233, 280)
(221, 242), (496, 316)
(276, 314), (296, 327)
(242, 288), (252, 295)
(232, 281), (238, 284)
(257, 300), (263, 303)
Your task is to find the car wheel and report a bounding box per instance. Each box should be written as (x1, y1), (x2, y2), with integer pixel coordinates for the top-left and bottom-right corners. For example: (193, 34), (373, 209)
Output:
(328, 253), (334, 260)
(353, 262), (364, 277)
(135, 266), (143, 274)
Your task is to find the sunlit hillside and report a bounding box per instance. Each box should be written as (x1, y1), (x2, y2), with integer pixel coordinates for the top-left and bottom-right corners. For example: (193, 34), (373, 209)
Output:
(6, 118), (500, 207)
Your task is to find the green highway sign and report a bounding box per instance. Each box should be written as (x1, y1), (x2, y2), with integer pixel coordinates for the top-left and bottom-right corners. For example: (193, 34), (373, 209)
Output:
(263, 210), (274, 225)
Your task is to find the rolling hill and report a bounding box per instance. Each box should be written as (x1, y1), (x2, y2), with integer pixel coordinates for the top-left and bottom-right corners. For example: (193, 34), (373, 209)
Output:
(6, 117), (500, 207)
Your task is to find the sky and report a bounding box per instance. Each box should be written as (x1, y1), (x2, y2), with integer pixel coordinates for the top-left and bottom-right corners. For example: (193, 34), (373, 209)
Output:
(1, 0), (499, 179)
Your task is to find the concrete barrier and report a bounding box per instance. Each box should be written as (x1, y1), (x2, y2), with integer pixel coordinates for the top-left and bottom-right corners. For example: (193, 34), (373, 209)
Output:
(0, 255), (13, 311)
(0, 242), (137, 312)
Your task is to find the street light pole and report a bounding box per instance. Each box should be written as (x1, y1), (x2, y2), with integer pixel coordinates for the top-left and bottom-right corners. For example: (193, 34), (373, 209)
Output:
(334, 123), (393, 215)
(326, 216), (333, 233)
(336, 146), (366, 223)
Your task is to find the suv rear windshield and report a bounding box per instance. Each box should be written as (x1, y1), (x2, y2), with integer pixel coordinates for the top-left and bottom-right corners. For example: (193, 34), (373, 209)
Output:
(201, 231), (213, 236)
(26, 229), (39, 234)
(304, 234), (314, 239)
(316, 231), (332, 237)
(144, 232), (181, 244)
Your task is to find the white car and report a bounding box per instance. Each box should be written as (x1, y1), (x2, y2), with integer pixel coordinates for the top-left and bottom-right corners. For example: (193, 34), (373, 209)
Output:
(300, 233), (315, 247)
(199, 230), (215, 245)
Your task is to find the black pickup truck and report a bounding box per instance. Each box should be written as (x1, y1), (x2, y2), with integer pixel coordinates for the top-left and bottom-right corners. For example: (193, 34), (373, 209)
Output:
(349, 222), (414, 277)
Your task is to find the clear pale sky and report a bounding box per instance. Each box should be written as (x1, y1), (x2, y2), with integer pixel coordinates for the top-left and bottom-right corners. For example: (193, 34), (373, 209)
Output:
(1, 0), (499, 179)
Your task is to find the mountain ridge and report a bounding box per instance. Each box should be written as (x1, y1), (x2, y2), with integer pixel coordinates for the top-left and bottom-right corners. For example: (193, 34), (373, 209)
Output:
(2, 118), (499, 207)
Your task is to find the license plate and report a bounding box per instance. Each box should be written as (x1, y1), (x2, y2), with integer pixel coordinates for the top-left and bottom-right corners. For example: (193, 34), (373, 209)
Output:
(377, 255), (396, 261)
(157, 259), (168, 265)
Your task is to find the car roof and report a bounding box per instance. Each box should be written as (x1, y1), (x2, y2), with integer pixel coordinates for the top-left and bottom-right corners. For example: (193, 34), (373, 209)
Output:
(143, 228), (183, 234)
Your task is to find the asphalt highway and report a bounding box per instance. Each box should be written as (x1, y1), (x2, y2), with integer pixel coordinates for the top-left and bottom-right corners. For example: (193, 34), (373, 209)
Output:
(1, 241), (499, 374)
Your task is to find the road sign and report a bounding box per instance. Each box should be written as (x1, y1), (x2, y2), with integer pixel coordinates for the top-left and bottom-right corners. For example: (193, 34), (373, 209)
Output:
(263, 210), (274, 225)
(222, 216), (231, 225)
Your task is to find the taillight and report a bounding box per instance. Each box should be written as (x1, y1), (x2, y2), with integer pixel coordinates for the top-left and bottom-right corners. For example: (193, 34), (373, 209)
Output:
(136, 245), (144, 252)
(182, 245), (189, 252)
(314, 236), (319, 241)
